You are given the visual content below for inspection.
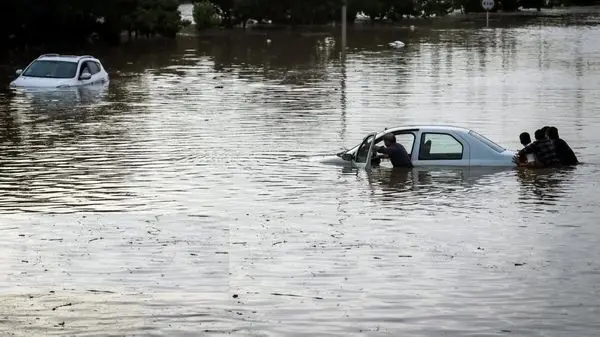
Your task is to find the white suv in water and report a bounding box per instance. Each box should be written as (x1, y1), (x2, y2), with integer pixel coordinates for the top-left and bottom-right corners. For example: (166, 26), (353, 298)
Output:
(10, 54), (109, 89)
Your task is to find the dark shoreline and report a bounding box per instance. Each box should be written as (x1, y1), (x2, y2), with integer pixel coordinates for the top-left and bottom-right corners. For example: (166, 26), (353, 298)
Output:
(178, 5), (600, 36)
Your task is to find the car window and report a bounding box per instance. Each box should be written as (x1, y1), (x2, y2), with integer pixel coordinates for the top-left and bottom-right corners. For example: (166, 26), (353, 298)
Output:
(469, 130), (505, 153)
(419, 133), (464, 160)
(87, 61), (101, 74)
(395, 133), (415, 155)
(94, 62), (103, 73)
(80, 61), (99, 75)
(22, 60), (78, 79)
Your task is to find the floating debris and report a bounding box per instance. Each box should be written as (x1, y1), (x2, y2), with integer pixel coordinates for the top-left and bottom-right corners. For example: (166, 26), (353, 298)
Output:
(271, 292), (323, 300)
(52, 303), (72, 311)
(87, 290), (115, 294)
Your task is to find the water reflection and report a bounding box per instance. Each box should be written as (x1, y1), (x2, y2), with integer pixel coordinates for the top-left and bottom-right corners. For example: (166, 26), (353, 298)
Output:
(368, 166), (513, 192)
(515, 166), (576, 207)
(9, 85), (108, 111)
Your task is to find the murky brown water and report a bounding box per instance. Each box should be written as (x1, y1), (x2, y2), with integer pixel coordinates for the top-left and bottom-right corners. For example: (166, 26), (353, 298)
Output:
(1, 11), (600, 337)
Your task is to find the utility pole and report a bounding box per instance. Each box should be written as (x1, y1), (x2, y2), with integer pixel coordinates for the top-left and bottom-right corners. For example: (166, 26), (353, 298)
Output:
(341, 0), (347, 59)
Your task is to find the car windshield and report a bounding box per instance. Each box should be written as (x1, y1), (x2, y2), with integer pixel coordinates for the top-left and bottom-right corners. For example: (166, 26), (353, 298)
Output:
(22, 60), (78, 79)
(469, 130), (505, 153)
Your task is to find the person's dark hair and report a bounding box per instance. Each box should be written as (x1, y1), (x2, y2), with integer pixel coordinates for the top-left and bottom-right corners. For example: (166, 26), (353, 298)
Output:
(534, 129), (545, 141)
(383, 133), (396, 143)
(547, 126), (559, 140)
(519, 132), (531, 146)
(541, 126), (550, 136)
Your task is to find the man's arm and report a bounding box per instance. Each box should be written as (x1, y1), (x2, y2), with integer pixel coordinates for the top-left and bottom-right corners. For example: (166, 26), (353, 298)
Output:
(375, 145), (388, 154)
(518, 142), (537, 156)
(373, 146), (389, 158)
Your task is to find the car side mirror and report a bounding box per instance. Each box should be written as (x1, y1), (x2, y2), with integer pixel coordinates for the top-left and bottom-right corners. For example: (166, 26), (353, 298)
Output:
(341, 153), (353, 161)
(15, 69), (22, 75)
(80, 72), (92, 81)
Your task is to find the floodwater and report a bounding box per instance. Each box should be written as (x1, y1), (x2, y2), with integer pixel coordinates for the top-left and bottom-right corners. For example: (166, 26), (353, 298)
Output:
(1, 10), (600, 337)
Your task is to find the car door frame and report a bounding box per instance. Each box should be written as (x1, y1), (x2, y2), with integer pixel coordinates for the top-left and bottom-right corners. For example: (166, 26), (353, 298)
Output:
(411, 130), (471, 166)
(352, 132), (377, 170)
(369, 130), (417, 168)
(390, 130), (417, 157)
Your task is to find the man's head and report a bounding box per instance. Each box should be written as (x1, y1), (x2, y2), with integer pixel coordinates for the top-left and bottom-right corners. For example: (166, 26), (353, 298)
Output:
(383, 133), (396, 146)
(534, 129), (546, 141)
(519, 132), (531, 146)
(541, 126), (550, 138)
(547, 126), (559, 140)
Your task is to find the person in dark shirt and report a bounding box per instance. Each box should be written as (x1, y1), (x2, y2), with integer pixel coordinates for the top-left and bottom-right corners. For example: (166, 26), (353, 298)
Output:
(516, 129), (560, 167)
(547, 126), (578, 165)
(519, 132), (531, 147)
(517, 131), (535, 164)
(374, 133), (413, 168)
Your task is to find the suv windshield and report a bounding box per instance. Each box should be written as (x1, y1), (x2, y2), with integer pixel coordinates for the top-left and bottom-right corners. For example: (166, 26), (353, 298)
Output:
(22, 60), (78, 79)
(469, 130), (505, 153)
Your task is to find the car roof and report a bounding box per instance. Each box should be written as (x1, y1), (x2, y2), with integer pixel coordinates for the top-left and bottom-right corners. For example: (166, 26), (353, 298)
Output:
(36, 54), (100, 62)
(376, 125), (472, 136)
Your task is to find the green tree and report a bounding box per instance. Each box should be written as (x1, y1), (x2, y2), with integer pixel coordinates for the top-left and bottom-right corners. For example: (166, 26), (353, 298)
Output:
(0, 0), (183, 48)
(193, 1), (220, 30)
(210, 0), (236, 27)
(416, 0), (452, 16)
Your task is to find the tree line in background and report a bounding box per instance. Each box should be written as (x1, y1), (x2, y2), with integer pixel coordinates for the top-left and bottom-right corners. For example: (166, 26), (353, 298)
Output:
(0, 0), (184, 47)
(193, 0), (597, 29)
(0, 0), (596, 47)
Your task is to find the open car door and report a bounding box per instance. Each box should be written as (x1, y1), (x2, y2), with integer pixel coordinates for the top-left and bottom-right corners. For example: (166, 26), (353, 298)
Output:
(352, 133), (377, 170)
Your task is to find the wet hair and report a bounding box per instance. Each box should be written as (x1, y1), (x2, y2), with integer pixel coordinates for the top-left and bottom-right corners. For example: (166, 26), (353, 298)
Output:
(383, 133), (396, 143)
(534, 129), (545, 141)
(547, 126), (559, 140)
(519, 132), (531, 146)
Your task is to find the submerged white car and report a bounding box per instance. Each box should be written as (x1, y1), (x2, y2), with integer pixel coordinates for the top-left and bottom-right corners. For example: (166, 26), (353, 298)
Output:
(332, 126), (516, 168)
(10, 54), (109, 89)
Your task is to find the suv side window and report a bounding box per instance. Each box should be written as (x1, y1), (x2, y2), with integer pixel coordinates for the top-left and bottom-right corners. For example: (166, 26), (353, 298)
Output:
(87, 61), (101, 74)
(79, 61), (91, 77)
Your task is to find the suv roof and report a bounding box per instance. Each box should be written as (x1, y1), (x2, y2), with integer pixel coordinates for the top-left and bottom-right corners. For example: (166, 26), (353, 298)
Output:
(36, 54), (99, 62)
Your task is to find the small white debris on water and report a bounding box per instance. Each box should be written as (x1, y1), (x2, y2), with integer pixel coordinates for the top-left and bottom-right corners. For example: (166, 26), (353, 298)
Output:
(388, 41), (405, 48)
